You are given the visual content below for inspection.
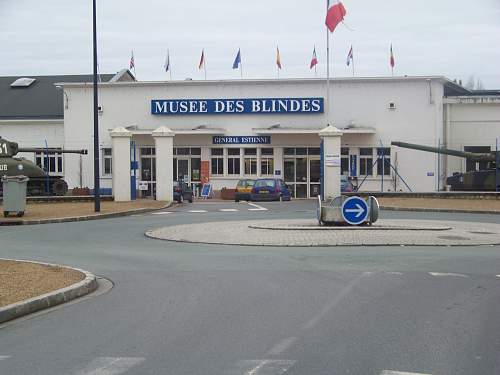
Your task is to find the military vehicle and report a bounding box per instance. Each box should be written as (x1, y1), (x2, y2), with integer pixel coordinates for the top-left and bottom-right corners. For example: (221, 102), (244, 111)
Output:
(391, 141), (500, 191)
(0, 137), (87, 196)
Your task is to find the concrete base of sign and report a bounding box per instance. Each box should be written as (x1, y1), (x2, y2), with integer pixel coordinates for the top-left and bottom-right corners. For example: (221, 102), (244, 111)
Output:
(146, 219), (500, 247)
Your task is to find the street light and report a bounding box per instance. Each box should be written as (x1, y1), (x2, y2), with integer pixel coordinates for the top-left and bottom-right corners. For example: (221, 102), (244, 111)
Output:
(92, 0), (101, 212)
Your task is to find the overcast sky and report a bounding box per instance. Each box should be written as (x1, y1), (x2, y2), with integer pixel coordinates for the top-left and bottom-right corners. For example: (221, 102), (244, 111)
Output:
(1, 0), (499, 88)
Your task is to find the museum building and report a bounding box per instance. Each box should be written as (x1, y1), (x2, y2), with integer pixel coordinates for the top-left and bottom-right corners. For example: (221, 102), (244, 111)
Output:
(1, 72), (499, 198)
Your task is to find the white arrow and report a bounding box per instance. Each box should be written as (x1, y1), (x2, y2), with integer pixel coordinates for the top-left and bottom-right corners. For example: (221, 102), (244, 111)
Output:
(345, 204), (365, 218)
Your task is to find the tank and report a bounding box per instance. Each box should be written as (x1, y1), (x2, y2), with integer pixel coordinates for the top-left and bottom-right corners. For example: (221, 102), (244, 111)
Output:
(0, 137), (87, 196)
(391, 141), (500, 191)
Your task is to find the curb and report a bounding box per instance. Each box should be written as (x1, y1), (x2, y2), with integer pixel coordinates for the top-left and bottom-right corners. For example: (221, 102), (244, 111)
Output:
(380, 206), (500, 215)
(0, 202), (172, 226)
(0, 258), (98, 325)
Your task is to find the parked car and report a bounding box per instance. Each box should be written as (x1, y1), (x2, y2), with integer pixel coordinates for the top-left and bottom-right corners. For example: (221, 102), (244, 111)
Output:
(234, 179), (255, 202)
(173, 181), (193, 203)
(250, 178), (291, 201)
(341, 175), (355, 192)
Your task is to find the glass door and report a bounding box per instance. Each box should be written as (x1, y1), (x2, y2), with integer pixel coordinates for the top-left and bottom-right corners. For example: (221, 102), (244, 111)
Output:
(140, 150), (156, 198)
(295, 158), (308, 198)
(284, 159), (295, 198)
(309, 158), (321, 198)
(177, 158), (189, 182)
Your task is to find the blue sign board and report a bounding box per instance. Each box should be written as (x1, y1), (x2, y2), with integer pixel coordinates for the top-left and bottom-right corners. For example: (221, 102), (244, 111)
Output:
(151, 97), (324, 116)
(201, 184), (212, 199)
(213, 136), (271, 145)
(341, 196), (369, 225)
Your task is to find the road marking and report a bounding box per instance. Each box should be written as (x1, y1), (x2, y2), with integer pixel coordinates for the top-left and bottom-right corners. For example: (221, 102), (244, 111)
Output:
(247, 202), (268, 211)
(232, 360), (296, 375)
(151, 211), (173, 215)
(429, 272), (469, 278)
(73, 357), (145, 375)
(386, 272), (403, 275)
(0, 356), (11, 360)
(187, 210), (208, 213)
(301, 272), (370, 331)
(381, 371), (432, 375)
(496, 275), (500, 278)
(266, 337), (297, 356)
(219, 209), (239, 212)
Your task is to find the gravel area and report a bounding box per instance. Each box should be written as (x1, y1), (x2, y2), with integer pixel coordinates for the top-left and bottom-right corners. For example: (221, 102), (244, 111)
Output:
(146, 219), (500, 247)
(0, 260), (85, 307)
(0, 199), (165, 221)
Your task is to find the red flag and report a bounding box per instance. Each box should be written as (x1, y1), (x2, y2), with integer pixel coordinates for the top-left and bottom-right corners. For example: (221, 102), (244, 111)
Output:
(325, 2), (346, 33)
(390, 44), (395, 68)
(310, 46), (318, 69)
(129, 50), (135, 69)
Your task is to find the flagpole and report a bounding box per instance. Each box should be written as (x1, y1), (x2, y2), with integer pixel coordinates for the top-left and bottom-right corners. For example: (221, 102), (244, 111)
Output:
(352, 53), (355, 77)
(326, 0), (330, 125)
(204, 53), (207, 80)
(240, 49), (243, 79)
(169, 49), (172, 80)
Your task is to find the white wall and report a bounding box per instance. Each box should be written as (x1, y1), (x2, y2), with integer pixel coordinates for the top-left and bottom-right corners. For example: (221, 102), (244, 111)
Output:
(447, 100), (500, 176)
(64, 78), (445, 192)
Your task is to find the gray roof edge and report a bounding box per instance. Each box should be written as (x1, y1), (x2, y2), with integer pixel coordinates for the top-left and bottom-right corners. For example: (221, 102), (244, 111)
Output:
(58, 75), (457, 88)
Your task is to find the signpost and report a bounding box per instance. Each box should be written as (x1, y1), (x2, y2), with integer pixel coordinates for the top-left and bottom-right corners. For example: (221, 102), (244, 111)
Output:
(341, 196), (369, 225)
(201, 183), (212, 199)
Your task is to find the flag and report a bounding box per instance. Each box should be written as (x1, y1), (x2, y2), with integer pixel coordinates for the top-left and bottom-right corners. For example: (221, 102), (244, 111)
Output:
(276, 46), (282, 69)
(199, 49), (205, 70)
(346, 45), (353, 66)
(232, 49), (241, 69)
(129, 51), (135, 69)
(310, 46), (318, 69)
(325, 1), (347, 33)
(164, 50), (170, 72)
(390, 44), (395, 68)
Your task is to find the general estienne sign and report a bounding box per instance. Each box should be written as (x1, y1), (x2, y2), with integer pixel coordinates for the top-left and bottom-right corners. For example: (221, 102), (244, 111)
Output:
(151, 97), (324, 115)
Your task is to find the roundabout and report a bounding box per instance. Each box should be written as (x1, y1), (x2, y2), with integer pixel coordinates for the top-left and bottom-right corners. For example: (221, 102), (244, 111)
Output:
(145, 218), (500, 247)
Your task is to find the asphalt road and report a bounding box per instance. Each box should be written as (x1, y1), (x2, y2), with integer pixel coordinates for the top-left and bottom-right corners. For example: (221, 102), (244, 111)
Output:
(0, 200), (499, 375)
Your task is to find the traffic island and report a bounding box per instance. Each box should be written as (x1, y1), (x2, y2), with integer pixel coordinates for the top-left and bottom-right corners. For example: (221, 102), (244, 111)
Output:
(0, 259), (98, 324)
(0, 199), (168, 225)
(145, 219), (500, 247)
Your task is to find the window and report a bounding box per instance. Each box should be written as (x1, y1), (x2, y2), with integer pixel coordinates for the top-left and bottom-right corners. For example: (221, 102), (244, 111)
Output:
(102, 148), (112, 175)
(261, 148), (274, 175)
(359, 147), (373, 176)
(244, 148), (257, 175)
(341, 147), (349, 175)
(376, 147), (391, 176)
(227, 148), (241, 175)
(35, 151), (63, 174)
(211, 148), (224, 175)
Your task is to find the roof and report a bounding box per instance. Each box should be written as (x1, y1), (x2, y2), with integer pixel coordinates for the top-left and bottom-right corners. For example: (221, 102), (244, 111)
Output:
(0, 70), (134, 120)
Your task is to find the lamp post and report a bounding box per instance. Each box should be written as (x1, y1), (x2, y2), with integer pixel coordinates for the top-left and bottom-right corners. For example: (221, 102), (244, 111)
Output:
(92, 0), (101, 212)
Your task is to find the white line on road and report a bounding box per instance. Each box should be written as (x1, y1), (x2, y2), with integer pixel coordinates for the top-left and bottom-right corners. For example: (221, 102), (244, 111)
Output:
(386, 272), (403, 275)
(219, 209), (239, 212)
(496, 275), (500, 278)
(233, 360), (296, 375)
(381, 371), (432, 375)
(428, 272), (469, 278)
(247, 202), (268, 211)
(151, 211), (173, 215)
(73, 357), (145, 375)
(301, 272), (370, 331)
(187, 210), (208, 213)
(266, 337), (298, 356)
(0, 356), (11, 360)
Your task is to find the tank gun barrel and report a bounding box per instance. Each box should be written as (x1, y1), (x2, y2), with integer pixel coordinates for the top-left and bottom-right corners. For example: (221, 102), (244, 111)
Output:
(391, 141), (494, 162)
(17, 147), (88, 155)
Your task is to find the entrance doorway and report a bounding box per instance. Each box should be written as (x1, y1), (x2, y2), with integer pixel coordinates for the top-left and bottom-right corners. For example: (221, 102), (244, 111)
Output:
(140, 147), (156, 198)
(284, 149), (321, 198)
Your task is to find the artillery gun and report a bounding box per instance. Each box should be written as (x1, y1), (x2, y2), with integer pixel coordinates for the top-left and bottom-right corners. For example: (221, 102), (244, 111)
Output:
(0, 137), (87, 196)
(391, 141), (500, 191)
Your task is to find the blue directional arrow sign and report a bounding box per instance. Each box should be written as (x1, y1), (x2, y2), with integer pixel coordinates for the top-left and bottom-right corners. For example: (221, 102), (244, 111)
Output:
(341, 196), (369, 225)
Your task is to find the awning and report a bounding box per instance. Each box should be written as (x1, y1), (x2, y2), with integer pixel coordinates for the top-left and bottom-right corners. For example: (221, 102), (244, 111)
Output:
(123, 126), (227, 136)
(253, 126), (376, 135)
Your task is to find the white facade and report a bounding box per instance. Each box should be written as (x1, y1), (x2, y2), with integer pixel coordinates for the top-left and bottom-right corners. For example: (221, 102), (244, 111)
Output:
(50, 77), (499, 196)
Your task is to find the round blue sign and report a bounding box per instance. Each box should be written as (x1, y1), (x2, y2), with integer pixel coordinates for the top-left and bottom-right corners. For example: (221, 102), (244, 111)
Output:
(341, 196), (369, 225)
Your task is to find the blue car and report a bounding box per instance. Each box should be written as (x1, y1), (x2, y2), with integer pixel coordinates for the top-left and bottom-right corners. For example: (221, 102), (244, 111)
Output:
(250, 178), (291, 201)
